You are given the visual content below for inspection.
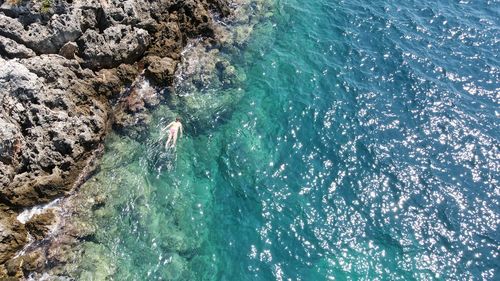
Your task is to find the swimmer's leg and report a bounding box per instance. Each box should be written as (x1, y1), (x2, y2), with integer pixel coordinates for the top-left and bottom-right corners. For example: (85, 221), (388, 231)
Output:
(172, 131), (178, 147)
(165, 133), (173, 149)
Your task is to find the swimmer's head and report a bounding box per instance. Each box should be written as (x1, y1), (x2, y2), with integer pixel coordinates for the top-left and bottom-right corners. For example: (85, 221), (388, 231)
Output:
(176, 117), (181, 122)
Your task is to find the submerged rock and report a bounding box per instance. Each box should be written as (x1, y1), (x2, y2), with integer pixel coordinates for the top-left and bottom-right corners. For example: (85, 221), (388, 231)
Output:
(0, 212), (27, 265)
(25, 209), (57, 241)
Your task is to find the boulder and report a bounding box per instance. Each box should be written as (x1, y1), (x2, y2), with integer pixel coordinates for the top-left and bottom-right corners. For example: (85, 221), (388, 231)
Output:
(144, 55), (177, 86)
(0, 35), (35, 58)
(79, 25), (150, 69)
(0, 13), (82, 54)
(58, 41), (78, 59)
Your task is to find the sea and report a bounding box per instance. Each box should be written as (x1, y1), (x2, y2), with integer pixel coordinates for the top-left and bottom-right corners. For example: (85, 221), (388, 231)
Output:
(79, 0), (499, 280)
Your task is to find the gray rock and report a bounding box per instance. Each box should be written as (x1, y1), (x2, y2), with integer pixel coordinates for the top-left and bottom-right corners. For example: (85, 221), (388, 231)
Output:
(0, 119), (21, 165)
(0, 56), (42, 101)
(0, 56), (108, 207)
(0, 163), (15, 191)
(0, 35), (36, 58)
(0, 14), (25, 44)
(0, 13), (81, 54)
(79, 24), (150, 69)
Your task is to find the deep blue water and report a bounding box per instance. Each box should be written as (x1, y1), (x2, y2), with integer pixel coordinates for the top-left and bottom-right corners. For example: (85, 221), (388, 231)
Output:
(86, 0), (499, 280)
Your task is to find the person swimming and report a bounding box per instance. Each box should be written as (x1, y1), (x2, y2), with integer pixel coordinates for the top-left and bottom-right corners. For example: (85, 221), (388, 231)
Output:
(162, 117), (183, 149)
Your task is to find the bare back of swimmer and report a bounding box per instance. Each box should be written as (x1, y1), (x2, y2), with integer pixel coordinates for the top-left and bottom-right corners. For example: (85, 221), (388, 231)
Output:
(162, 117), (183, 149)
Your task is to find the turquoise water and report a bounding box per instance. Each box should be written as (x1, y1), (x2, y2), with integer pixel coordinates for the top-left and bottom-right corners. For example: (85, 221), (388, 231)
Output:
(84, 0), (499, 280)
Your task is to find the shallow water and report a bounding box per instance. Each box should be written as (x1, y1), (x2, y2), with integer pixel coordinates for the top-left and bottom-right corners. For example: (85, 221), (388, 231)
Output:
(85, 0), (499, 279)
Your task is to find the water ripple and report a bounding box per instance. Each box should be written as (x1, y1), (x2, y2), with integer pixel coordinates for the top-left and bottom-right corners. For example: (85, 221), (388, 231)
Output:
(212, 0), (499, 279)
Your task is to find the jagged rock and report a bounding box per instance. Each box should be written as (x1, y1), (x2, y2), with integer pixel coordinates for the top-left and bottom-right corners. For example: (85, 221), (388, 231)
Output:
(0, 57), (108, 206)
(0, 13), (82, 54)
(4, 168), (67, 207)
(94, 68), (123, 98)
(208, 0), (231, 17)
(144, 55), (177, 86)
(0, 119), (22, 165)
(148, 20), (183, 59)
(0, 163), (15, 191)
(0, 13), (27, 44)
(116, 63), (140, 84)
(0, 35), (35, 58)
(113, 80), (157, 139)
(79, 25), (150, 69)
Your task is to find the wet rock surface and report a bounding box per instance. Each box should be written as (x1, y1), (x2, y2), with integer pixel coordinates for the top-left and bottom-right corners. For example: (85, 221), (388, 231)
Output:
(0, 212), (28, 265)
(0, 0), (232, 278)
(25, 209), (57, 241)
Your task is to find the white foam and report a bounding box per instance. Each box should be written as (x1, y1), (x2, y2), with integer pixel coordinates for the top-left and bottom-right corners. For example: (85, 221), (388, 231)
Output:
(17, 198), (60, 224)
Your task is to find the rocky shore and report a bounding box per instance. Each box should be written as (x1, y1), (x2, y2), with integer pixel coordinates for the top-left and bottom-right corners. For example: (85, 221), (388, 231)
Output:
(0, 0), (237, 278)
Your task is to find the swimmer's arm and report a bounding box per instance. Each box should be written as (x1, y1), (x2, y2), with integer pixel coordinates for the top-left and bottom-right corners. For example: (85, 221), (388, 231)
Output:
(180, 125), (183, 138)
